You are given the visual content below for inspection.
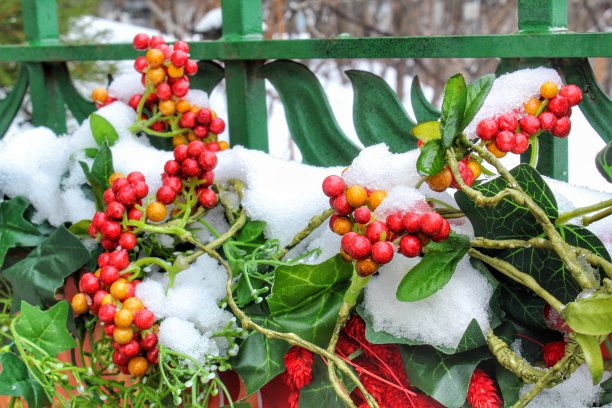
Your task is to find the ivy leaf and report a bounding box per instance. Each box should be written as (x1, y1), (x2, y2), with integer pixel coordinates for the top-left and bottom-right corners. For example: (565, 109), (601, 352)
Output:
(267, 255), (353, 346)
(500, 284), (548, 332)
(416, 140), (445, 176)
(3, 226), (91, 311)
(89, 113), (119, 147)
(396, 233), (470, 302)
(595, 140), (612, 183)
(68, 219), (91, 237)
(0, 196), (44, 268)
(15, 301), (77, 358)
(230, 303), (291, 395)
(494, 361), (521, 407)
(410, 76), (441, 123)
(0, 352), (48, 408)
(412, 121), (441, 143)
(575, 333), (604, 384)
(400, 345), (491, 408)
(440, 74), (467, 148)
(461, 74), (495, 129)
(299, 355), (356, 407)
(562, 296), (612, 335)
(237, 221), (266, 243)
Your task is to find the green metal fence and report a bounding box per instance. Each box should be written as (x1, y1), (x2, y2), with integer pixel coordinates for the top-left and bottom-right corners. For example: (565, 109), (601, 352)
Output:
(0, 0), (611, 180)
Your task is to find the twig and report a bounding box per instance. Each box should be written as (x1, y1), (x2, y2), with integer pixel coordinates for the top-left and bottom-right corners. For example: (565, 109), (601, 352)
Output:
(583, 207), (612, 227)
(556, 198), (612, 225)
(277, 208), (335, 260)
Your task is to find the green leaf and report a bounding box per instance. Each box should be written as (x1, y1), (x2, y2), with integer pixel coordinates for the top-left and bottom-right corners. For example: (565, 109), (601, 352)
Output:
(500, 284), (548, 332)
(260, 60), (359, 166)
(455, 164), (558, 240)
(346, 70), (416, 153)
(16, 301), (77, 358)
(412, 121), (441, 142)
(79, 161), (105, 212)
(68, 219), (91, 237)
(0, 196), (44, 268)
(400, 345), (491, 408)
(237, 221), (266, 243)
(230, 303), (291, 395)
(267, 255), (353, 346)
(3, 226), (91, 310)
(410, 76), (441, 123)
(600, 376), (612, 405)
(562, 296), (612, 335)
(575, 333), (604, 384)
(0, 352), (48, 408)
(462, 74), (495, 129)
(91, 141), (114, 190)
(494, 361), (521, 407)
(89, 113), (118, 147)
(595, 140), (612, 183)
(299, 355), (356, 408)
(84, 147), (98, 159)
(416, 140), (445, 176)
(440, 74), (467, 148)
(396, 233), (470, 302)
(190, 61), (225, 95)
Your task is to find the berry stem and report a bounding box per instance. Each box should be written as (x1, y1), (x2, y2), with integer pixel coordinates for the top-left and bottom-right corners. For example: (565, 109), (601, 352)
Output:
(556, 198), (612, 225)
(528, 135), (539, 168)
(277, 207), (335, 260)
(583, 207), (612, 227)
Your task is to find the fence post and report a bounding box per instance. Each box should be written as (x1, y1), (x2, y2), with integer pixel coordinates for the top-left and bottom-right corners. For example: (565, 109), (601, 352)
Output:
(221, 0), (269, 152)
(517, 0), (568, 180)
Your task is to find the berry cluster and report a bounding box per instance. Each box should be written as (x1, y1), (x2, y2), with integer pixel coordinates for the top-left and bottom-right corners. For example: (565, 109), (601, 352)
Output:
(476, 82), (582, 158)
(322, 175), (451, 277)
(425, 157), (482, 193)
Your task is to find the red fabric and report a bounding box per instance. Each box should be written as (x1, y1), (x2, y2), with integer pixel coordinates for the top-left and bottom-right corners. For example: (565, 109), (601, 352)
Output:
(467, 368), (502, 408)
(542, 341), (566, 368)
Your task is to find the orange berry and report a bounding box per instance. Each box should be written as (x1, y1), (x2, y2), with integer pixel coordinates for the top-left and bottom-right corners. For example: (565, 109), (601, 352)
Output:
(146, 202), (167, 222)
(108, 173), (125, 185)
(187, 132), (198, 142)
(91, 87), (108, 103)
(101, 294), (114, 306)
(167, 64), (184, 79)
(145, 48), (165, 68)
(367, 190), (387, 211)
(122, 297), (144, 312)
(345, 185), (368, 208)
(523, 97), (541, 116)
(540, 81), (559, 99)
(113, 326), (134, 344)
(146, 67), (166, 85)
(95, 268), (101, 278)
(340, 249), (353, 262)
(190, 106), (200, 114)
(486, 142), (507, 158)
(71, 293), (89, 315)
(172, 134), (188, 146)
(176, 100), (191, 113)
(114, 308), (134, 328)
(466, 160), (482, 180)
(128, 356), (149, 377)
(218, 141), (230, 150)
(110, 279), (130, 301)
(355, 258), (379, 277)
(426, 167), (452, 192)
(211, 110), (217, 119)
(332, 217), (353, 236)
(158, 100), (176, 116)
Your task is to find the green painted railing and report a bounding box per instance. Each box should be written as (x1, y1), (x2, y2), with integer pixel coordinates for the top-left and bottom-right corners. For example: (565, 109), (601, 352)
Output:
(1, 0), (611, 181)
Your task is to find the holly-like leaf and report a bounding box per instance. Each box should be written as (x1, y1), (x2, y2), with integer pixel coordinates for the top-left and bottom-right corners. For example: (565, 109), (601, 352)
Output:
(299, 355), (356, 408)
(494, 361), (521, 407)
(396, 233), (470, 302)
(237, 221), (266, 243)
(400, 345), (491, 408)
(0, 352), (48, 408)
(91, 141), (114, 190)
(575, 333), (604, 384)
(562, 296), (612, 335)
(440, 74), (467, 148)
(267, 255), (353, 346)
(230, 303), (291, 395)
(15, 301), (77, 358)
(416, 140), (445, 176)
(410, 76), (441, 123)
(89, 113), (118, 147)
(346, 70), (416, 153)
(455, 164), (558, 240)
(0, 196), (44, 268)
(595, 140), (612, 183)
(411, 121), (441, 143)
(462, 74), (495, 129)
(3, 226), (91, 310)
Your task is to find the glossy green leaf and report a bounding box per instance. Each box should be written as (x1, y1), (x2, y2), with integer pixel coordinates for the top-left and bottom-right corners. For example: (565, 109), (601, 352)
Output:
(0, 196), (44, 268)
(575, 333), (604, 384)
(411, 121), (441, 142)
(416, 140), (445, 176)
(56, 63), (95, 124)
(440, 74), (467, 148)
(410, 76), (441, 123)
(299, 355), (356, 407)
(346, 70), (416, 152)
(230, 303), (291, 395)
(400, 345), (491, 407)
(91, 141), (114, 190)
(237, 220), (266, 243)
(260, 60), (359, 166)
(90, 114), (118, 147)
(562, 296), (612, 335)
(500, 284), (548, 332)
(267, 255), (353, 346)
(79, 161), (104, 211)
(84, 147), (98, 158)
(600, 376), (612, 405)
(455, 164), (558, 240)
(190, 61), (225, 94)
(0, 352), (47, 408)
(16, 301), (77, 358)
(462, 74), (495, 129)
(397, 233), (470, 302)
(494, 361), (521, 407)
(3, 226), (91, 310)
(595, 140), (612, 183)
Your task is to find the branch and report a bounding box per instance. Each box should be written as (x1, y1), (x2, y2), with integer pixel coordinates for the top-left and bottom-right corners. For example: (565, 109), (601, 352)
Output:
(277, 207), (335, 260)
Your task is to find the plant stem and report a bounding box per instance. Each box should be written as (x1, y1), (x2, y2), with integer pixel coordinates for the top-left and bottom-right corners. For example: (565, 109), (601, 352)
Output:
(277, 208), (335, 260)
(426, 198), (460, 212)
(556, 198), (612, 225)
(583, 207), (612, 227)
(528, 135), (539, 168)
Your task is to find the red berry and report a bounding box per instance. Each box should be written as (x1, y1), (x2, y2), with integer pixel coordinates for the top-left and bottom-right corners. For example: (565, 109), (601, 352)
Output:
(402, 212), (420, 234)
(101, 221), (122, 241)
(147, 348), (159, 365)
(353, 207), (371, 224)
(419, 212), (444, 236)
(164, 160), (180, 176)
(476, 118), (498, 141)
(93, 290), (108, 307)
(128, 94), (142, 110)
(209, 118), (225, 135)
(551, 116), (571, 138)
(134, 56), (148, 73)
(112, 350), (129, 367)
(547, 95), (569, 117)
(543, 304), (572, 334)
(92, 212), (108, 230)
(154, 43), (172, 60)
(497, 113), (518, 132)
(184, 60), (198, 76)
(559, 84), (582, 106)
(98, 304), (117, 324)
(79, 273), (100, 295)
(341, 232), (359, 253)
(101, 238), (118, 251)
(172, 80), (189, 98)
(538, 111), (557, 131)
(88, 223), (98, 238)
(106, 202), (125, 220)
(103, 323), (115, 336)
(197, 151), (218, 171)
(322, 175), (346, 198)
(156, 185), (177, 205)
(179, 111), (197, 129)
(430, 219), (451, 242)
(187, 140), (205, 158)
(385, 211), (404, 234)
(194, 125), (209, 139)
(174, 144), (189, 162)
(171, 50), (189, 67)
(371, 241), (394, 264)
(98, 252), (111, 267)
(134, 309), (156, 330)
(140, 332), (158, 350)
(332, 194), (353, 216)
(399, 235), (422, 258)
(450, 160), (474, 189)
(512, 132), (530, 154)
(119, 232), (137, 251)
(121, 339), (141, 359)
(196, 108), (212, 125)
(495, 130), (516, 152)
(163, 176), (183, 193)
(131, 181), (149, 199)
(156, 83), (172, 101)
(149, 35), (165, 48)
(103, 188), (116, 204)
(519, 115), (540, 136)
(206, 142), (220, 152)
(173, 41), (190, 53)
(100, 265), (120, 286)
(181, 158), (201, 177)
(116, 186), (136, 206)
(197, 188), (218, 208)
(109, 249), (130, 271)
(127, 281), (137, 298)
(365, 221), (389, 244)
(112, 178), (129, 193)
(127, 208), (143, 221)
(346, 235), (372, 260)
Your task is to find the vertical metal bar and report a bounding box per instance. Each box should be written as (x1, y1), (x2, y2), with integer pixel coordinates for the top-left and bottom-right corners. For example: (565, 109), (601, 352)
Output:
(221, 0), (269, 152)
(21, 0), (60, 44)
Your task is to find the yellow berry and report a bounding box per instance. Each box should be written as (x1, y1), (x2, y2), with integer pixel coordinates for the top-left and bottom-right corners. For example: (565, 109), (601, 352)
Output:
(146, 202), (167, 222)
(540, 81), (559, 99)
(122, 297), (144, 312)
(486, 142), (507, 158)
(426, 167), (452, 192)
(110, 279), (130, 301)
(367, 190), (387, 211)
(128, 356), (149, 377)
(113, 326), (133, 344)
(524, 97), (541, 116)
(91, 87), (108, 103)
(71, 293), (89, 315)
(345, 185), (368, 208)
(114, 308), (134, 328)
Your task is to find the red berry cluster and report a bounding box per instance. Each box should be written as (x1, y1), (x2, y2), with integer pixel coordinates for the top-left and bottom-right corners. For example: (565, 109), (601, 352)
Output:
(322, 175), (451, 277)
(476, 82), (582, 157)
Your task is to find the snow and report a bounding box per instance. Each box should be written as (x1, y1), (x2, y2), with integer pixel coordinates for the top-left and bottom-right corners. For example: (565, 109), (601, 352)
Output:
(107, 73), (145, 104)
(194, 8), (222, 33)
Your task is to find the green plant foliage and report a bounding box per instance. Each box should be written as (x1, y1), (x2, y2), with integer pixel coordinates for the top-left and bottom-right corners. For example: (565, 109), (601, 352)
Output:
(411, 121), (441, 143)
(0, 196), (45, 268)
(3, 226), (90, 310)
(500, 285), (548, 332)
(494, 361), (521, 407)
(440, 74), (467, 149)
(575, 333), (604, 384)
(299, 355), (356, 407)
(89, 113), (118, 147)
(0, 352), (48, 408)
(595, 140), (612, 183)
(600, 376), (612, 405)
(237, 220), (266, 243)
(80, 141), (114, 211)
(410, 76), (441, 123)
(416, 139), (445, 176)
(462, 74), (495, 129)
(396, 233), (470, 302)
(562, 296), (612, 335)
